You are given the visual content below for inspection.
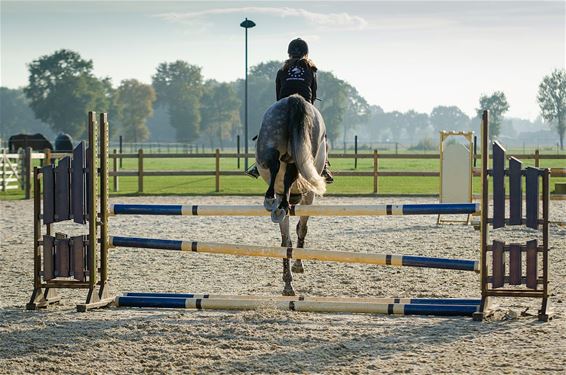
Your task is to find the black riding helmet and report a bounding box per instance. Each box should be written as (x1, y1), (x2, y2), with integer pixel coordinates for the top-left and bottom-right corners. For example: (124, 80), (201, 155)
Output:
(288, 38), (308, 58)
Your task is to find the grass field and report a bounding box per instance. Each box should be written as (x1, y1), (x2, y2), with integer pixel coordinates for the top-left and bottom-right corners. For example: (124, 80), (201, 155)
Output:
(1, 152), (564, 200)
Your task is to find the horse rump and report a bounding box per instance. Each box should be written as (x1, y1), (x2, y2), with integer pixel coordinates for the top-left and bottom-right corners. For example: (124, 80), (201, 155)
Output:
(287, 94), (326, 196)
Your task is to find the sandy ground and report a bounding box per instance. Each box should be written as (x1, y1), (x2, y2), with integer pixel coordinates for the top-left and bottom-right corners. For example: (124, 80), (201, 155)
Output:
(1, 196), (565, 374)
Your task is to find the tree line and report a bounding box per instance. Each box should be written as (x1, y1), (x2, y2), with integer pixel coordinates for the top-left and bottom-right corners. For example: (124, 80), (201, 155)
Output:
(1, 49), (565, 149)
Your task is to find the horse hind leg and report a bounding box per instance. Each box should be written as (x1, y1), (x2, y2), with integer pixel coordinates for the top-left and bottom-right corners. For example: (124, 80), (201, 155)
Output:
(271, 163), (299, 223)
(279, 215), (295, 296)
(263, 149), (280, 211)
(291, 217), (308, 274)
(292, 193), (313, 274)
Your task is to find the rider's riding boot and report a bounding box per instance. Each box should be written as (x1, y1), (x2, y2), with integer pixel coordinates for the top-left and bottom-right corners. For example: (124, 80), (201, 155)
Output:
(245, 164), (260, 179)
(322, 161), (334, 184)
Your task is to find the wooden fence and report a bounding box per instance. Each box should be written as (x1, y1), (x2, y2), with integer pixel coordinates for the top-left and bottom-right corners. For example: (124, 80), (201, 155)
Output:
(107, 149), (566, 194)
(2, 149), (564, 198)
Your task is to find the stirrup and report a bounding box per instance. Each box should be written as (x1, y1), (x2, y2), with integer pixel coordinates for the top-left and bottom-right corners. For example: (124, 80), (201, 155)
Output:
(322, 169), (334, 184)
(245, 165), (260, 179)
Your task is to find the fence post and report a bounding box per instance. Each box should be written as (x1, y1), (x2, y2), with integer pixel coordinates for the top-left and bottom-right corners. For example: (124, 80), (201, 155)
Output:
(119, 135), (123, 168)
(138, 148), (143, 193)
(237, 135), (241, 169)
(473, 135), (477, 168)
(19, 149), (25, 190)
(42, 148), (50, 167)
(215, 149), (220, 192)
(535, 149), (540, 168)
(373, 149), (379, 194)
(25, 147), (32, 199)
(354, 135), (358, 169)
(113, 149), (119, 192)
(1, 149), (6, 192)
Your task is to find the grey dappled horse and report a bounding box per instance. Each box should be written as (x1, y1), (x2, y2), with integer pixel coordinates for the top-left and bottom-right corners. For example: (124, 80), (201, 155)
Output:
(256, 94), (327, 296)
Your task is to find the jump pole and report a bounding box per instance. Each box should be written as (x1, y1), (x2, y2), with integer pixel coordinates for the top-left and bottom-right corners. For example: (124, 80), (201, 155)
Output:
(110, 236), (479, 272)
(110, 203), (480, 217)
(114, 296), (480, 316)
(122, 292), (481, 305)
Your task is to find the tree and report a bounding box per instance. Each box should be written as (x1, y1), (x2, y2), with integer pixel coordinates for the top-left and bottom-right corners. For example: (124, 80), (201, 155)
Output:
(341, 84), (370, 145)
(317, 71), (349, 147)
(0, 87), (54, 140)
(384, 111), (405, 142)
(364, 105), (386, 141)
(234, 62), (369, 149)
(113, 79), (156, 142)
(200, 80), (241, 150)
(537, 69), (566, 149)
(23, 49), (112, 138)
(152, 61), (203, 142)
(476, 91), (509, 139)
(236, 60), (282, 142)
(430, 106), (470, 133)
(403, 110), (430, 145)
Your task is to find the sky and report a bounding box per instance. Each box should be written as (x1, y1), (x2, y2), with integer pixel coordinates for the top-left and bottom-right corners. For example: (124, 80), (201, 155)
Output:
(1, 0), (564, 120)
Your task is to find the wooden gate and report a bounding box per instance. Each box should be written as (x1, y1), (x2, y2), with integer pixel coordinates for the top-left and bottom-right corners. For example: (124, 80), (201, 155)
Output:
(0, 149), (21, 192)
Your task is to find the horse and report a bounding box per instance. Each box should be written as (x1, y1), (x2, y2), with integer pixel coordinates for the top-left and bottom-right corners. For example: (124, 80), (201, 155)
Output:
(8, 133), (53, 153)
(255, 94), (327, 296)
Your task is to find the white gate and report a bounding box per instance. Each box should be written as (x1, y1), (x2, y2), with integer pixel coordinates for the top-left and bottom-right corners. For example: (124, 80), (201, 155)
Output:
(0, 149), (21, 192)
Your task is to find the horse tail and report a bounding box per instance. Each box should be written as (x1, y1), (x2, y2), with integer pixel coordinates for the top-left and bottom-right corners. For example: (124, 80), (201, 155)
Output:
(287, 95), (326, 196)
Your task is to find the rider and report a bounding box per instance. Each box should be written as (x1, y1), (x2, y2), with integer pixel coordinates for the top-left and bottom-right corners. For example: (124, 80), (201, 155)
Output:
(246, 38), (334, 183)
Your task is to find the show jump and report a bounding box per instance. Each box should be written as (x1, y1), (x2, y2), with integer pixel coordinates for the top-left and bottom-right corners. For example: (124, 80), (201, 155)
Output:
(26, 111), (551, 321)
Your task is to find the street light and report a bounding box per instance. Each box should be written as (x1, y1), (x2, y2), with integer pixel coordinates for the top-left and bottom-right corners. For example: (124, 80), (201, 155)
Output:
(240, 17), (255, 170)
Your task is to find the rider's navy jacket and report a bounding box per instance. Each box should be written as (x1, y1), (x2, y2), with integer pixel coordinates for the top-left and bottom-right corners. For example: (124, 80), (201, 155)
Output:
(276, 59), (317, 104)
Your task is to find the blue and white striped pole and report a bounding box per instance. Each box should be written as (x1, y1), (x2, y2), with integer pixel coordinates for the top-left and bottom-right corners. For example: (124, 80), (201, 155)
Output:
(122, 292), (481, 305)
(114, 295), (480, 316)
(110, 203), (480, 217)
(110, 236), (479, 272)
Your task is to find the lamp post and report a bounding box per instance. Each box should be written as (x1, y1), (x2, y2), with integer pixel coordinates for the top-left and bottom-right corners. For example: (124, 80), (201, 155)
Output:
(240, 17), (255, 170)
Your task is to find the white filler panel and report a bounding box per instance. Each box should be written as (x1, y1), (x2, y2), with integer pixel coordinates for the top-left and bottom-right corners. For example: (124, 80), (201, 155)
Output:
(441, 142), (472, 203)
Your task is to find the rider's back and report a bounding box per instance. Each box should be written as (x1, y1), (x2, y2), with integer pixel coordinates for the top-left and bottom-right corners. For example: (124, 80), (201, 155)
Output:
(276, 58), (317, 104)
(275, 38), (318, 104)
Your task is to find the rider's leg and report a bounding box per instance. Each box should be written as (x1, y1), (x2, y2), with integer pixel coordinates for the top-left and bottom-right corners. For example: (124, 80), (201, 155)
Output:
(322, 135), (334, 184)
(245, 134), (261, 178)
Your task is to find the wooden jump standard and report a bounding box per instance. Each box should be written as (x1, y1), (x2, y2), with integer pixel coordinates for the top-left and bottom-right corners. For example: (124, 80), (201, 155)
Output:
(26, 110), (551, 320)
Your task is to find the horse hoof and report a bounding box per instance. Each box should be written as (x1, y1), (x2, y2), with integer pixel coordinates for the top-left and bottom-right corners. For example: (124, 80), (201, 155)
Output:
(271, 208), (287, 223)
(282, 286), (296, 296)
(291, 261), (304, 274)
(264, 197), (277, 211)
